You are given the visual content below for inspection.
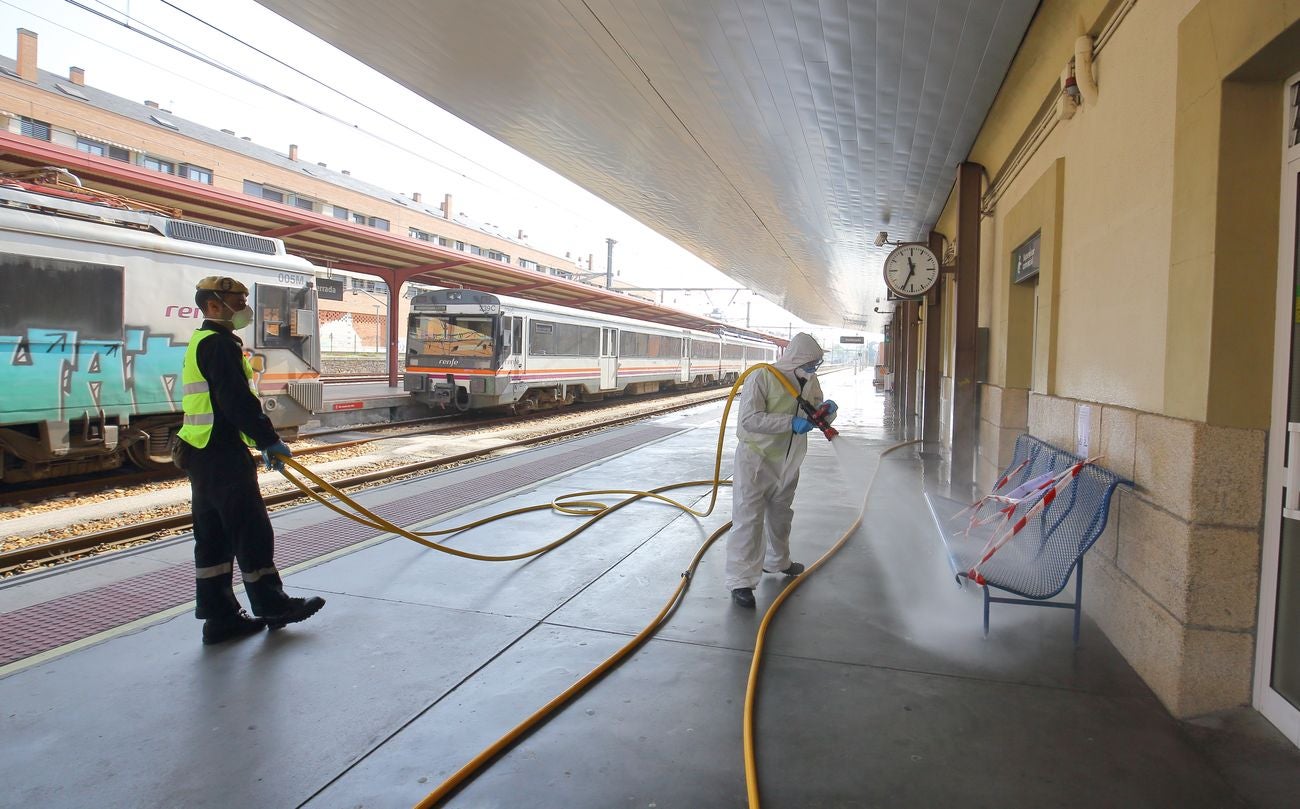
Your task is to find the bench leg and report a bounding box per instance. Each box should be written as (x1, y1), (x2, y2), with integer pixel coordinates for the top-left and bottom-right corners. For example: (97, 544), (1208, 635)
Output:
(982, 585), (990, 638)
(1072, 559), (1083, 646)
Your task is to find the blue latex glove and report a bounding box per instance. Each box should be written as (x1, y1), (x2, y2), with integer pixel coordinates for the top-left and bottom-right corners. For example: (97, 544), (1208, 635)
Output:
(792, 416), (814, 435)
(822, 399), (838, 416)
(261, 440), (292, 472)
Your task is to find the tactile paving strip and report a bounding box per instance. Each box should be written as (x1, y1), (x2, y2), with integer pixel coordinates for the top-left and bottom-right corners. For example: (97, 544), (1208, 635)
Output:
(0, 424), (681, 667)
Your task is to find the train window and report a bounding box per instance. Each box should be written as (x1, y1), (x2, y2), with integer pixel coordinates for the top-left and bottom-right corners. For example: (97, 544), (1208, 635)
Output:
(512, 317), (523, 354)
(408, 314), (496, 364)
(691, 339), (720, 359)
(255, 284), (314, 361)
(529, 319), (598, 356)
(619, 331), (682, 358)
(0, 256), (122, 340)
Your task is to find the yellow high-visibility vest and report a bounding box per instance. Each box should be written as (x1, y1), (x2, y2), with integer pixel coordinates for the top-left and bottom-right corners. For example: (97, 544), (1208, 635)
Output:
(177, 329), (258, 449)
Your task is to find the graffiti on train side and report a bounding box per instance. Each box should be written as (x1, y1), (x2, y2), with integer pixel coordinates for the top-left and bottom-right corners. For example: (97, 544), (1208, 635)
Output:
(2, 325), (187, 423)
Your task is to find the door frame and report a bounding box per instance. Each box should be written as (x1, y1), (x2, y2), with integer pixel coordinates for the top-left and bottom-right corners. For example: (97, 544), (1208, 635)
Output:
(1255, 71), (1300, 746)
(599, 327), (617, 390)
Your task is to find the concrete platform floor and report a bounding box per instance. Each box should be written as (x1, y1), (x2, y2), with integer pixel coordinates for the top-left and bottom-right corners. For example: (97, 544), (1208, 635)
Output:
(2, 369), (1298, 808)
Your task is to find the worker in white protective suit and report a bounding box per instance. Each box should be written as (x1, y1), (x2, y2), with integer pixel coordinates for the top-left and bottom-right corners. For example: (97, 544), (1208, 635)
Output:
(726, 332), (837, 608)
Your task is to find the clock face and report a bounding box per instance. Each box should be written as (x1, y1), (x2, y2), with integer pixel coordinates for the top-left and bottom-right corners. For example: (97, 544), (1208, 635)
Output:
(883, 244), (939, 297)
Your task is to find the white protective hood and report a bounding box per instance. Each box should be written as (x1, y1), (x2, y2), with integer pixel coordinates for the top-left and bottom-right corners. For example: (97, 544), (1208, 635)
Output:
(772, 332), (825, 373)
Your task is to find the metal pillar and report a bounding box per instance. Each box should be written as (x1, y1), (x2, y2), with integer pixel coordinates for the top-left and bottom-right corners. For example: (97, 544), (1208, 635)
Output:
(951, 162), (983, 487)
(605, 238), (616, 289)
(903, 299), (920, 439)
(923, 230), (944, 451)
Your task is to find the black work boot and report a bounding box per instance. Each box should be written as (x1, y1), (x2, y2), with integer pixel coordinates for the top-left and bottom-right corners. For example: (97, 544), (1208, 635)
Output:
(202, 610), (266, 645)
(263, 596), (326, 630)
(731, 588), (756, 608)
(764, 562), (805, 577)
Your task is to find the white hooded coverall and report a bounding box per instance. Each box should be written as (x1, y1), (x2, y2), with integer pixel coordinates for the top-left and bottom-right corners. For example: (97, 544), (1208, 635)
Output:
(725, 332), (832, 591)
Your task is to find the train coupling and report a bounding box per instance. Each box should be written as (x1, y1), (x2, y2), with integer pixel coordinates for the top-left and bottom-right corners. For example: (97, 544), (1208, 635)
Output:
(404, 372), (470, 411)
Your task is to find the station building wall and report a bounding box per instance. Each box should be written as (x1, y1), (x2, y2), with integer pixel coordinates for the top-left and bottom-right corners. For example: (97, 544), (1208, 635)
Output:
(935, 0), (1300, 719)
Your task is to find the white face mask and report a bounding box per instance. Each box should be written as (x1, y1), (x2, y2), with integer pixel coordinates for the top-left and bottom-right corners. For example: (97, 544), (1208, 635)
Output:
(221, 299), (253, 330)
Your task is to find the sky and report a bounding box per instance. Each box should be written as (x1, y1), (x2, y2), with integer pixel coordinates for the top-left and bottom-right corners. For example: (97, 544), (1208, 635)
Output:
(0, 0), (875, 347)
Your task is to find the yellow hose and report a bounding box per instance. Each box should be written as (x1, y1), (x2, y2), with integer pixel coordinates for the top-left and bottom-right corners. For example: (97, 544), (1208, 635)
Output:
(741, 438), (918, 808)
(269, 364), (868, 807)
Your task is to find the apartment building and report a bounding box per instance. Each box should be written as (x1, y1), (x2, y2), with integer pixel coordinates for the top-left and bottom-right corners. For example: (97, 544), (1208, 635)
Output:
(0, 29), (646, 354)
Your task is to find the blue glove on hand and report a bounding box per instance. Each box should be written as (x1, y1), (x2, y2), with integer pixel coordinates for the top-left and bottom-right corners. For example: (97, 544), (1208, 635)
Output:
(821, 399), (838, 416)
(792, 416), (815, 435)
(261, 440), (292, 472)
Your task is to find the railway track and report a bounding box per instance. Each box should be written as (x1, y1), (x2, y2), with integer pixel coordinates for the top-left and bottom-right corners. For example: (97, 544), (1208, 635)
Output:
(0, 388), (729, 507)
(0, 391), (730, 575)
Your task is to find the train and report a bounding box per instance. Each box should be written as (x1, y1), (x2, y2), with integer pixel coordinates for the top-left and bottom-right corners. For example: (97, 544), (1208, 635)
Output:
(402, 289), (779, 412)
(0, 182), (323, 483)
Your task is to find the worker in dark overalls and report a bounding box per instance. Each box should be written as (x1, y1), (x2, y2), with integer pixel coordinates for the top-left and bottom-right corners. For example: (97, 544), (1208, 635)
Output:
(174, 276), (325, 645)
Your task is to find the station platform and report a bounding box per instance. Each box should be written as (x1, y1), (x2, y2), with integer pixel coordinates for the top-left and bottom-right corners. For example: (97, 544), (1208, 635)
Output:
(1, 371), (1296, 808)
(317, 380), (426, 425)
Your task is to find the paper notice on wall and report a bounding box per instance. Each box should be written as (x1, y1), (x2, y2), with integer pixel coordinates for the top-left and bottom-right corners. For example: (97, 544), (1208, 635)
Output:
(1077, 405), (1092, 457)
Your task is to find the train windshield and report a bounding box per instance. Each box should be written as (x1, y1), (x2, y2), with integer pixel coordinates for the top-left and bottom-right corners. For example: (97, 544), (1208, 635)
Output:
(407, 314), (497, 368)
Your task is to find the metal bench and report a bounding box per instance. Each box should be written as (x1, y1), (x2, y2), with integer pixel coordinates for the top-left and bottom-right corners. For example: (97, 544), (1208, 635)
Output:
(925, 434), (1131, 643)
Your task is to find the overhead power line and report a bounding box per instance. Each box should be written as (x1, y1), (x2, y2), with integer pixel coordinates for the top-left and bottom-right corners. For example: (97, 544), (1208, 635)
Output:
(60, 0), (604, 226)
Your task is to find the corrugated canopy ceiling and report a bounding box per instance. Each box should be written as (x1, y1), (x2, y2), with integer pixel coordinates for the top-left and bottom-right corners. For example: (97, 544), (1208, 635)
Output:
(256, 0), (1040, 331)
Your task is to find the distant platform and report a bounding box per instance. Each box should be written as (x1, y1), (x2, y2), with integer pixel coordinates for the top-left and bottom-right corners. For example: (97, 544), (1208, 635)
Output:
(316, 380), (426, 426)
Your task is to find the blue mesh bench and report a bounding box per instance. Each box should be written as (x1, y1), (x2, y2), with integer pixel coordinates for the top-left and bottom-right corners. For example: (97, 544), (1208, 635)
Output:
(924, 434), (1131, 643)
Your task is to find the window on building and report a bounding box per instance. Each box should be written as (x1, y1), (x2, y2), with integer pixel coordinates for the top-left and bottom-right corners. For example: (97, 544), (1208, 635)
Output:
(469, 244), (484, 256)
(19, 116), (51, 141)
(79, 138), (130, 162)
(455, 240), (466, 251)
(487, 250), (509, 262)
(518, 258), (538, 271)
(410, 228), (437, 242)
(141, 155), (175, 174)
(368, 216), (389, 231)
(243, 180), (280, 202)
(179, 164), (213, 184)
(332, 205), (349, 220)
(243, 180), (316, 207)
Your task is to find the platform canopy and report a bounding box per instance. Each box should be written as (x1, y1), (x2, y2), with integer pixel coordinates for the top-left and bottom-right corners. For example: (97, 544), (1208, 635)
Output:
(0, 130), (778, 342)
(255, 0), (1040, 331)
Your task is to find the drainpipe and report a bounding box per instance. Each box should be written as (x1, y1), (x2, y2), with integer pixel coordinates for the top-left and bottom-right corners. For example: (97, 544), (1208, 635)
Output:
(1074, 35), (1097, 107)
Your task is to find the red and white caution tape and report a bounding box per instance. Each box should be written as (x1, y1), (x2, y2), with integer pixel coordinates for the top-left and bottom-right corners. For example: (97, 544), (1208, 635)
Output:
(964, 457), (1101, 585)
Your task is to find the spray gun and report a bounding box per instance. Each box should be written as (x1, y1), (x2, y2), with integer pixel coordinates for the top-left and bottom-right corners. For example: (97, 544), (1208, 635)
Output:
(796, 396), (839, 441)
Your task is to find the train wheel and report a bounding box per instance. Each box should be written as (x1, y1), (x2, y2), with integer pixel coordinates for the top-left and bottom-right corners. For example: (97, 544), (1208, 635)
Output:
(514, 395), (539, 415)
(125, 422), (178, 471)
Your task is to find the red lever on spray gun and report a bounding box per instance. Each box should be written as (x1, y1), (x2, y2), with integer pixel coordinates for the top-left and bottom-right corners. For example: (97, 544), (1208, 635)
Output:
(797, 397), (839, 441)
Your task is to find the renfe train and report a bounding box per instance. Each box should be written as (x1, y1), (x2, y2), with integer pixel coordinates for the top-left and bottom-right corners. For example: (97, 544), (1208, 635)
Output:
(0, 183), (323, 482)
(402, 289), (779, 412)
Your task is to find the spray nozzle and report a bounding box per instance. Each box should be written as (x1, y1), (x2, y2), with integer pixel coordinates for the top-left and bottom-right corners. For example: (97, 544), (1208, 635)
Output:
(797, 397), (839, 441)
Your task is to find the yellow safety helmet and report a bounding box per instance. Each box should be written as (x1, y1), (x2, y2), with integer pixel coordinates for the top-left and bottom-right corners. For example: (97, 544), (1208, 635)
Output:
(196, 276), (249, 295)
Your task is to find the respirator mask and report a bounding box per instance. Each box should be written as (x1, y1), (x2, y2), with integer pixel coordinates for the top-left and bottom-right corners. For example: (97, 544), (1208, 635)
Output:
(222, 298), (253, 330)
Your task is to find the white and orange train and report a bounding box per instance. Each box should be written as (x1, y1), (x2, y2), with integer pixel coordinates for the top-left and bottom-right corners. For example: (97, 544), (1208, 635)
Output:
(402, 289), (778, 412)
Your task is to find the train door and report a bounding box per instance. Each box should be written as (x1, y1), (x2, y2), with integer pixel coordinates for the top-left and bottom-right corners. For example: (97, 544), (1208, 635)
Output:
(600, 327), (618, 389)
(500, 315), (524, 372)
(1259, 71), (1300, 748)
(680, 336), (690, 383)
